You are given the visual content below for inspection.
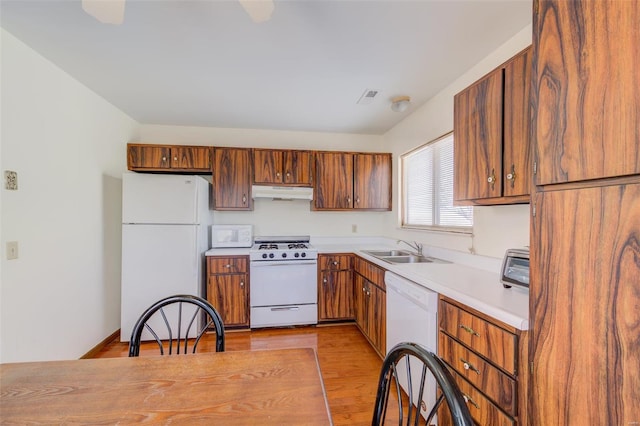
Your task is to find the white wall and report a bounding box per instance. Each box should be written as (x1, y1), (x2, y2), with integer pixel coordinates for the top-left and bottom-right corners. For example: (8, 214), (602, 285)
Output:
(383, 25), (533, 259)
(139, 124), (391, 236)
(0, 29), (139, 362)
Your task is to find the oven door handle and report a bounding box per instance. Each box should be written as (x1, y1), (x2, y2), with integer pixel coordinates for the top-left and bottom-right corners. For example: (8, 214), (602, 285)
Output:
(270, 306), (300, 311)
(250, 260), (318, 267)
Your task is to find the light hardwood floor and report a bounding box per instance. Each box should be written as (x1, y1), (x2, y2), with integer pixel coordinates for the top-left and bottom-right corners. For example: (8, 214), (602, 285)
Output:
(94, 323), (385, 425)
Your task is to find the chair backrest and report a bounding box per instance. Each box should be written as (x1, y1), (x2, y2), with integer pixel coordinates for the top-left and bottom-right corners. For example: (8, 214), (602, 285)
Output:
(372, 342), (474, 426)
(128, 294), (225, 357)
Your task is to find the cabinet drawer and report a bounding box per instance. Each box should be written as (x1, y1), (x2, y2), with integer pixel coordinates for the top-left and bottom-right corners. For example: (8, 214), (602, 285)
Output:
(439, 332), (516, 416)
(353, 256), (385, 289)
(440, 301), (517, 374)
(207, 256), (248, 274)
(319, 254), (352, 271)
(444, 371), (515, 426)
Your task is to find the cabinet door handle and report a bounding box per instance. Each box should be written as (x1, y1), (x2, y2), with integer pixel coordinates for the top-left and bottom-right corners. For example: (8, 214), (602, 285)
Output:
(286, 172), (291, 177)
(458, 324), (480, 337)
(323, 278), (328, 284)
(276, 172), (281, 177)
(506, 164), (516, 188)
(460, 358), (480, 375)
(225, 264), (232, 268)
(162, 156), (167, 162)
(355, 197), (360, 204)
(462, 393), (480, 409)
(242, 194), (247, 204)
(240, 281), (244, 288)
(173, 156), (178, 161)
(332, 261), (338, 266)
(487, 168), (496, 188)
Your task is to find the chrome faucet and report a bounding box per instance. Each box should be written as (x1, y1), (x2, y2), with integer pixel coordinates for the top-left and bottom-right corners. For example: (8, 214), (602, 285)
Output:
(397, 239), (423, 256)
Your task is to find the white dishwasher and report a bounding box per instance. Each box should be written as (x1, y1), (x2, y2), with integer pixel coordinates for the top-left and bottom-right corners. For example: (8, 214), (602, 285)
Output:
(385, 271), (439, 417)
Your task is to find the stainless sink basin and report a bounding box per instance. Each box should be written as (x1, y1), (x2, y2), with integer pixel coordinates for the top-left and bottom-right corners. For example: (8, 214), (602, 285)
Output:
(362, 250), (412, 257)
(362, 250), (450, 265)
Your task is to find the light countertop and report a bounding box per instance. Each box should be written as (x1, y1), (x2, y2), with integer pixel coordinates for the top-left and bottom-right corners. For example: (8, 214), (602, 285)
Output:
(205, 240), (529, 330)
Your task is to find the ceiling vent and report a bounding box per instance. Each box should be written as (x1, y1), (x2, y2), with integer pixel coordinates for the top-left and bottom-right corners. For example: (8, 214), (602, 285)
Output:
(357, 89), (379, 105)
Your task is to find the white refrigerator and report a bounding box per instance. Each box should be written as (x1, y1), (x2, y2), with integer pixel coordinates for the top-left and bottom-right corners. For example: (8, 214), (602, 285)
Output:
(120, 173), (212, 342)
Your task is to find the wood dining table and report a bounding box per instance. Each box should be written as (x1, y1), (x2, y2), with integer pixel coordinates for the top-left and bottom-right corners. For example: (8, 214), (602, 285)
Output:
(0, 347), (333, 425)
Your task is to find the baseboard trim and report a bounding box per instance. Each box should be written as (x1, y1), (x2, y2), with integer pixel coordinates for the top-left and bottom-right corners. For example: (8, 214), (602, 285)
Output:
(81, 329), (121, 359)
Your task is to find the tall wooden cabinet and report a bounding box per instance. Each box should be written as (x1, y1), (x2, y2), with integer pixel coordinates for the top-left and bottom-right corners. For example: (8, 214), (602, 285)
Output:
(530, 1), (640, 424)
(212, 147), (252, 210)
(314, 152), (391, 211)
(453, 47), (532, 205)
(317, 254), (353, 321)
(206, 256), (250, 328)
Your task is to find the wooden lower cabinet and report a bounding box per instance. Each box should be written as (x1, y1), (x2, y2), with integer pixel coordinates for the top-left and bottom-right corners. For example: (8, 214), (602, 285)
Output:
(206, 256), (249, 328)
(318, 254), (353, 321)
(353, 256), (386, 357)
(438, 297), (527, 426)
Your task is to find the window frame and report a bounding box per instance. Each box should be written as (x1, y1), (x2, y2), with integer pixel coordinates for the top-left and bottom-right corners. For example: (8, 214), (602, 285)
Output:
(399, 131), (473, 234)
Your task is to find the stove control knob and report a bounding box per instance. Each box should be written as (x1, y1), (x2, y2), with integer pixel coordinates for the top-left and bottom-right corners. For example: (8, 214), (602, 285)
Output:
(282, 253), (287, 258)
(301, 252), (307, 258)
(294, 253), (300, 258)
(262, 253), (268, 259)
(269, 253), (275, 259)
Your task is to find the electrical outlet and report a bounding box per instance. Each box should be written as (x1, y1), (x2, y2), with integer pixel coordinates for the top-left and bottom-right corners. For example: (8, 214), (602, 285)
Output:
(6, 241), (19, 260)
(351, 224), (357, 233)
(4, 170), (18, 190)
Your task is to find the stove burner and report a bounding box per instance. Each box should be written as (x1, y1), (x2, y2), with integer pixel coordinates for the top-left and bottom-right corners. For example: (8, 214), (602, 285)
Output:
(288, 243), (308, 249)
(258, 244), (279, 250)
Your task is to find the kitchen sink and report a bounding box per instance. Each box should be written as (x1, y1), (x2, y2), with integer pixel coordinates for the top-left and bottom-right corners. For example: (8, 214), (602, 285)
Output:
(362, 250), (450, 265)
(362, 250), (413, 257)
(380, 255), (450, 264)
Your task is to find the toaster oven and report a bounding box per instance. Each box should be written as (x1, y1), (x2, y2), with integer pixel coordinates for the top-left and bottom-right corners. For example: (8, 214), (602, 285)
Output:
(501, 248), (530, 289)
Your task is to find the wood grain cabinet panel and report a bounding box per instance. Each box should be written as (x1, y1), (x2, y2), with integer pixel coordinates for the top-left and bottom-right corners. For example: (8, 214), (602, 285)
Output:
(353, 256), (386, 357)
(353, 153), (392, 210)
(439, 371), (515, 426)
(253, 149), (312, 186)
(439, 333), (516, 416)
(212, 147), (252, 210)
(533, 0), (640, 186)
(454, 47), (532, 205)
(439, 300), (517, 374)
(314, 152), (353, 209)
(127, 144), (211, 172)
(314, 151), (391, 211)
(318, 254), (353, 322)
(206, 256), (249, 328)
(530, 184), (640, 424)
(438, 297), (527, 426)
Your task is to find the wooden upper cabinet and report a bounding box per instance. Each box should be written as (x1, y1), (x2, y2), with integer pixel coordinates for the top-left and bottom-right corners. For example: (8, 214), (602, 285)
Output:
(503, 48), (532, 198)
(212, 147), (252, 210)
(314, 152), (354, 210)
(253, 149), (312, 186)
(454, 46), (532, 205)
(354, 153), (392, 210)
(127, 144), (211, 173)
(533, 1), (640, 186)
(314, 151), (392, 211)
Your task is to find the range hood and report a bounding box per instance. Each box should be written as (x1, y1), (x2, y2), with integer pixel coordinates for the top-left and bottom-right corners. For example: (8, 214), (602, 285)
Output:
(251, 185), (314, 201)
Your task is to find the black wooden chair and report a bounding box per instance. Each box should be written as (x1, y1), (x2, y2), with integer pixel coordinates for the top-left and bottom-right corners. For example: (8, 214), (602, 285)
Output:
(128, 294), (225, 357)
(372, 342), (474, 426)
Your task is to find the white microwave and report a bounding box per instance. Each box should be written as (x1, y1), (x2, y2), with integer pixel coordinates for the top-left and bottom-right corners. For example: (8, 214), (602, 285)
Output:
(210, 225), (253, 248)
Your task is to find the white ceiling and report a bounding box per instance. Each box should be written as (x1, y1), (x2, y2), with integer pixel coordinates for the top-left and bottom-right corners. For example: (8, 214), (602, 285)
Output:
(0, 0), (532, 135)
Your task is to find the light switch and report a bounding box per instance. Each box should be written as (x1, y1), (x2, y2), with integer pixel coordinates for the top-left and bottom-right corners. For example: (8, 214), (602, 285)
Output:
(6, 241), (19, 260)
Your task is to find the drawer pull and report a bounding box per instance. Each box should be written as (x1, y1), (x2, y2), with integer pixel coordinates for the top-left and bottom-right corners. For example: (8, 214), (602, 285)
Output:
(460, 358), (480, 375)
(459, 324), (480, 337)
(225, 264), (232, 268)
(462, 393), (480, 409)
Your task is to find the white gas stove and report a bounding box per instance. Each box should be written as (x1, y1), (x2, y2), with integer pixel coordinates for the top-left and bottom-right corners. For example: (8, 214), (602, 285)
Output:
(249, 236), (318, 261)
(249, 236), (318, 328)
